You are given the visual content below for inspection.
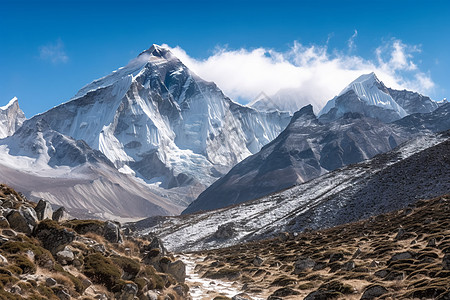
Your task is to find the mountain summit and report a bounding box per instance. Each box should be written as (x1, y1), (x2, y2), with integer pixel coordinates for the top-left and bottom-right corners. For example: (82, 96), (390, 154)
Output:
(318, 73), (440, 122)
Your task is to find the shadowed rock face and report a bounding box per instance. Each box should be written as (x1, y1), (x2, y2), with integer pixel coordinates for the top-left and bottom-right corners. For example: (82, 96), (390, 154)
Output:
(183, 105), (413, 215)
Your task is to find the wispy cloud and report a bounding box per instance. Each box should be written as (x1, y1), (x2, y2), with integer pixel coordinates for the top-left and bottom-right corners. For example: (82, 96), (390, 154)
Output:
(165, 38), (434, 112)
(39, 39), (68, 64)
(348, 29), (358, 52)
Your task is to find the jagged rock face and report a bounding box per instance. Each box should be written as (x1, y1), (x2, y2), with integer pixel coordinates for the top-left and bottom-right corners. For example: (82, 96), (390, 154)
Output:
(0, 97), (26, 139)
(394, 102), (450, 133)
(32, 45), (290, 190)
(183, 105), (412, 214)
(388, 88), (440, 114)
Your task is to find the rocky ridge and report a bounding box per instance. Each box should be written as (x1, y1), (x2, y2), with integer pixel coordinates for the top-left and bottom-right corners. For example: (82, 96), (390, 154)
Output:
(0, 184), (191, 299)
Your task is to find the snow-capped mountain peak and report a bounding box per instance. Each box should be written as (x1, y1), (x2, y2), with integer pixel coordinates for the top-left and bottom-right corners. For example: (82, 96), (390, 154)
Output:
(0, 97), (26, 139)
(319, 73), (408, 121)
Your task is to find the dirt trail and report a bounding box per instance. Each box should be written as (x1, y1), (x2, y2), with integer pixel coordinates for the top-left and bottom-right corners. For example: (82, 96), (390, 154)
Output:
(178, 254), (264, 300)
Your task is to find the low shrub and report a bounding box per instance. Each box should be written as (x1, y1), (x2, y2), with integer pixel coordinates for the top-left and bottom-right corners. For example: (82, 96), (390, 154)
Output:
(83, 253), (121, 290)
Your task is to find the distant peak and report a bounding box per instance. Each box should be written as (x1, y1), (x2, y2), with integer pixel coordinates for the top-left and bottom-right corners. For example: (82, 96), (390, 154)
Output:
(138, 44), (172, 59)
(351, 72), (380, 84)
(291, 104), (316, 122)
(0, 97), (19, 110)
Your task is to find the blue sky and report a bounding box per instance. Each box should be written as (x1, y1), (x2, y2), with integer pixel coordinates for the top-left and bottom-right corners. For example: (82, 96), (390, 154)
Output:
(1, 0), (449, 116)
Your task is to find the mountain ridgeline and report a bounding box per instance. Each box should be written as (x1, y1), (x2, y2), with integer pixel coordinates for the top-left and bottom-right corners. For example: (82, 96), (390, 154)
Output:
(183, 73), (448, 214)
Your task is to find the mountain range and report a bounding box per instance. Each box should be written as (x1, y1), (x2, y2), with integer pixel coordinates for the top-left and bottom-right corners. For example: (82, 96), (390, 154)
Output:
(0, 44), (448, 224)
(183, 73), (448, 214)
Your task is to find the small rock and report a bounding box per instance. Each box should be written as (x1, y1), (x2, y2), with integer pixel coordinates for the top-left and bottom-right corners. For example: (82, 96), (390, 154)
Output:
(9, 285), (21, 294)
(42, 259), (54, 270)
(120, 282), (138, 300)
(2, 229), (16, 237)
(34, 199), (53, 221)
(46, 277), (57, 286)
(361, 285), (388, 299)
(329, 252), (344, 263)
(0, 236), (8, 247)
(269, 287), (300, 298)
(394, 228), (405, 240)
(55, 289), (71, 300)
(82, 278), (92, 288)
(0, 216), (9, 228)
(389, 251), (415, 262)
(143, 291), (158, 300)
(369, 260), (379, 268)
(0, 254), (8, 265)
(73, 259), (82, 268)
(374, 269), (388, 278)
(232, 293), (253, 300)
(124, 247), (132, 256)
(25, 249), (35, 262)
(33, 221), (75, 254)
(294, 257), (316, 274)
(352, 248), (361, 259)
(342, 260), (355, 271)
(92, 243), (106, 254)
(52, 207), (70, 222)
(253, 256), (263, 266)
(427, 238), (437, 248)
(56, 246), (74, 265)
(443, 254), (450, 270)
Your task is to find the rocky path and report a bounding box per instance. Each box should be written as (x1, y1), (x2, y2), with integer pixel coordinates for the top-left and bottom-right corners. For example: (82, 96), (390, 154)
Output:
(178, 254), (264, 300)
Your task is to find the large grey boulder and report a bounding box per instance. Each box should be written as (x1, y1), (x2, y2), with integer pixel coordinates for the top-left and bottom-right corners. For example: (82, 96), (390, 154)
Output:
(34, 199), (53, 221)
(33, 220), (75, 254)
(6, 207), (38, 234)
(52, 207), (69, 222)
(166, 260), (186, 282)
(103, 221), (122, 243)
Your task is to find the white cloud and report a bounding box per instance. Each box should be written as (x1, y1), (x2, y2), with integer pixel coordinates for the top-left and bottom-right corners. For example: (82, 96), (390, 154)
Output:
(39, 39), (68, 64)
(348, 29), (358, 52)
(164, 38), (434, 112)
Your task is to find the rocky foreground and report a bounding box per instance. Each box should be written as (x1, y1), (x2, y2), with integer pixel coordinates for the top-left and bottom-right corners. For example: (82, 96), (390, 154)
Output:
(0, 184), (188, 299)
(191, 194), (450, 299)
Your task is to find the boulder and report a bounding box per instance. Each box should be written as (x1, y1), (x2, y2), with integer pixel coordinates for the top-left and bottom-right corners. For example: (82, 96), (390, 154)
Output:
(166, 260), (186, 282)
(294, 257), (316, 274)
(103, 221), (122, 243)
(34, 199), (53, 221)
(52, 207), (70, 222)
(214, 222), (235, 239)
(56, 246), (75, 265)
(361, 285), (388, 299)
(146, 236), (167, 256)
(33, 220), (75, 254)
(6, 207), (38, 234)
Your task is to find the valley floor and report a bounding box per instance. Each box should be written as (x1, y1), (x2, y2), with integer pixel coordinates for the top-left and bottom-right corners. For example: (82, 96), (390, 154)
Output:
(182, 194), (450, 300)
